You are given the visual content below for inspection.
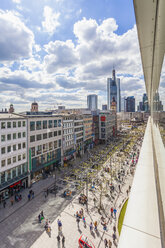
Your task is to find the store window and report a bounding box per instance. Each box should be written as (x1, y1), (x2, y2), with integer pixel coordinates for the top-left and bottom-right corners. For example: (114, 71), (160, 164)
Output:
(7, 158), (11, 165)
(43, 120), (47, 129)
(7, 122), (11, 128)
(1, 147), (5, 154)
(18, 165), (21, 176)
(49, 120), (53, 128)
(54, 120), (57, 127)
(12, 168), (16, 178)
(7, 170), (11, 181)
(30, 135), (35, 142)
(1, 160), (5, 167)
(7, 134), (11, 141)
(18, 121), (21, 127)
(1, 122), (5, 129)
(36, 121), (41, 130)
(13, 122), (16, 128)
(13, 133), (16, 139)
(22, 163), (27, 173)
(1, 135), (5, 142)
(30, 121), (35, 131)
(36, 145), (42, 155)
(7, 146), (11, 153)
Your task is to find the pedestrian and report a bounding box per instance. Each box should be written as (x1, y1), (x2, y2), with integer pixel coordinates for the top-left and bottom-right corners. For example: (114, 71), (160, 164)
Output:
(89, 222), (93, 232)
(113, 226), (116, 233)
(82, 216), (86, 227)
(10, 197), (14, 206)
(118, 184), (121, 193)
(126, 189), (129, 196)
(44, 191), (47, 199)
(57, 235), (60, 243)
(28, 193), (31, 201)
(57, 219), (62, 231)
(94, 221), (98, 231)
(76, 216), (80, 227)
(3, 200), (6, 208)
(110, 207), (113, 217)
(47, 222), (51, 238)
(41, 210), (44, 220)
(104, 238), (108, 247)
(129, 185), (131, 191)
(113, 233), (116, 243)
(93, 197), (96, 207)
(38, 214), (41, 223)
(108, 239), (112, 248)
(113, 208), (117, 218)
(62, 235), (65, 247)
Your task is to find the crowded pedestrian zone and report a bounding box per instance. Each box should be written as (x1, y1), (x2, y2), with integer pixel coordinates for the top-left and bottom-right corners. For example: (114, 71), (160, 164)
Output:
(30, 125), (145, 248)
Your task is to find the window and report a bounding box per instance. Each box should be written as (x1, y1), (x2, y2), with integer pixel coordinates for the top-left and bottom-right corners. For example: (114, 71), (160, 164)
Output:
(23, 132), (26, 137)
(31, 147), (35, 157)
(13, 157), (16, 163)
(1, 135), (5, 142)
(49, 132), (53, 138)
(23, 153), (26, 160)
(7, 122), (11, 128)
(12, 168), (16, 178)
(30, 121), (35, 131)
(13, 122), (16, 128)
(36, 121), (41, 130)
(13, 145), (16, 151)
(54, 140), (57, 149)
(37, 134), (42, 141)
(43, 120), (47, 129)
(49, 142), (53, 150)
(23, 121), (26, 127)
(58, 139), (61, 147)
(58, 130), (61, 136)
(54, 131), (57, 137)
(18, 121), (21, 127)
(1, 122), (5, 129)
(1, 160), (5, 167)
(18, 132), (21, 138)
(54, 120), (57, 127)
(18, 155), (21, 161)
(36, 145), (42, 155)
(7, 158), (11, 165)
(43, 133), (47, 139)
(58, 119), (61, 127)
(48, 120), (52, 128)
(30, 135), (35, 142)
(23, 142), (26, 148)
(13, 133), (16, 139)
(7, 146), (11, 153)
(18, 143), (21, 149)
(1, 147), (5, 154)
(7, 134), (11, 141)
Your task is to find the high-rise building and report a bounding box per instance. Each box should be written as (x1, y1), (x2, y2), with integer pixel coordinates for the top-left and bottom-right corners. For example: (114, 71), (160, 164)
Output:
(102, 104), (107, 110)
(137, 93), (150, 112)
(107, 69), (121, 112)
(121, 97), (127, 112)
(125, 96), (135, 112)
(87, 94), (98, 111)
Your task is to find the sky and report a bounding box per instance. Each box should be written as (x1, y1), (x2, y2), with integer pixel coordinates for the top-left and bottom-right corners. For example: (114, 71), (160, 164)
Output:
(0, 0), (164, 112)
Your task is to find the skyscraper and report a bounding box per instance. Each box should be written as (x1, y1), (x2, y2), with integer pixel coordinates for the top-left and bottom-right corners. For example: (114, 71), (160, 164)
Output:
(125, 96), (135, 112)
(107, 69), (121, 112)
(87, 94), (98, 110)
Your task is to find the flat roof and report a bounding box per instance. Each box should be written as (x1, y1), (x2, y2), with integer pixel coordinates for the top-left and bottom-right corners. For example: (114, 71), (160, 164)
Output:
(0, 113), (25, 119)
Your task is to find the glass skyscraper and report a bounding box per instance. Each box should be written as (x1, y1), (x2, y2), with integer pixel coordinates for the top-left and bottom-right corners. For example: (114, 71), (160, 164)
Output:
(87, 94), (98, 110)
(107, 69), (121, 112)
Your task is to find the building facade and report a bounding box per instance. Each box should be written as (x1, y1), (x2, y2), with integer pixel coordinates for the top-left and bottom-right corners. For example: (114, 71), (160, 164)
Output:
(83, 115), (93, 152)
(0, 114), (28, 199)
(99, 111), (116, 142)
(74, 115), (84, 156)
(87, 95), (98, 111)
(125, 96), (135, 112)
(27, 115), (62, 182)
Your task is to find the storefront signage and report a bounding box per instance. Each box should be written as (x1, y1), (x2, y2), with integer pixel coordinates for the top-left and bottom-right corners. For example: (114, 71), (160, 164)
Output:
(9, 180), (21, 188)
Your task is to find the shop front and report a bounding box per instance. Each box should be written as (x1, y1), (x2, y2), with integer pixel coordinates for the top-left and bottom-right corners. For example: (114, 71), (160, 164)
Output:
(63, 149), (76, 167)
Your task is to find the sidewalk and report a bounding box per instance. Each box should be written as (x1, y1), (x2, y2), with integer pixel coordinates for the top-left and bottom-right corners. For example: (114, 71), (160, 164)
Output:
(31, 143), (141, 248)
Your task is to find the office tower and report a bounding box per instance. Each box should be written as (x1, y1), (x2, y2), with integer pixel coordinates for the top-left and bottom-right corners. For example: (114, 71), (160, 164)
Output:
(102, 104), (107, 110)
(107, 69), (121, 112)
(137, 93), (150, 112)
(125, 96), (135, 112)
(121, 97), (127, 112)
(87, 94), (98, 111)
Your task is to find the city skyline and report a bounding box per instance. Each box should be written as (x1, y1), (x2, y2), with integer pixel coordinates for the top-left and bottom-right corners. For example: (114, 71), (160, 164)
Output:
(0, 0), (165, 112)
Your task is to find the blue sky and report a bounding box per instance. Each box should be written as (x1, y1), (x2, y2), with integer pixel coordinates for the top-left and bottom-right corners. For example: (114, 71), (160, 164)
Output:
(0, 0), (148, 111)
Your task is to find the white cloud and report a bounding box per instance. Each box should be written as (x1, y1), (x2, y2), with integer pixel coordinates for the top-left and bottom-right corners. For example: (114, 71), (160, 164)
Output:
(42, 6), (60, 34)
(12, 0), (21, 3)
(0, 10), (34, 62)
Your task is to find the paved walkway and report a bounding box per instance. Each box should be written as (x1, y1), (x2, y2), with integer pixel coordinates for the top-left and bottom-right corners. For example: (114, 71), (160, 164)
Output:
(31, 141), (142, 248)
